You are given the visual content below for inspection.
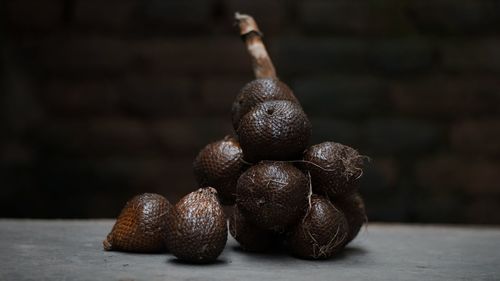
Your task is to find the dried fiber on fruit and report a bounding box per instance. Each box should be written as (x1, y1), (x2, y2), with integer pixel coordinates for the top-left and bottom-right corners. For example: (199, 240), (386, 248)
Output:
(103, 193), (172, 253)
(303, 142), (364, 197)
(288, 195), (349, 259)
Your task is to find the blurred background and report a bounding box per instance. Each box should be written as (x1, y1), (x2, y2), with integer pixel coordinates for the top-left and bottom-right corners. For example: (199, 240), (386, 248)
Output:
(1, 0), (500, 224)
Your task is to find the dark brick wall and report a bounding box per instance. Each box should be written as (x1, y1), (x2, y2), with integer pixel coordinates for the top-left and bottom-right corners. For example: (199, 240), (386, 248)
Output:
(2, 0), (500, 223)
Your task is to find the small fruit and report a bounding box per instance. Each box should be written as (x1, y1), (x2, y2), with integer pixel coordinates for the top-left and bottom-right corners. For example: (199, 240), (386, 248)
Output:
(303, 142), (364, 197)
(237, 100), (311, 162)
(231, 78), (298, 130)
(229, 206), (277, 252)
(334, 192), (366, 245)
(166, 187), (227, 263)
(288, 195), (349, 259)
(103, 193), (172, 253)
(236, 161), (309, 233)
(193, 135), (245, 204)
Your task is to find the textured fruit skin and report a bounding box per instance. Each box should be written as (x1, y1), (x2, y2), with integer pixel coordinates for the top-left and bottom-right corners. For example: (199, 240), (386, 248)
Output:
(237, 100), (311, 162)
(303, 142), (364, 198)
(288, 195), (349, 259)
(236, 161), (309, 233)
(334, 192), (366, 245)
(193, 136), (245, 205)
(166, 187), (227, 263)
(103, 193), (172, 253)
(229, 206), (276, 252)
(231, 78), (298, 130)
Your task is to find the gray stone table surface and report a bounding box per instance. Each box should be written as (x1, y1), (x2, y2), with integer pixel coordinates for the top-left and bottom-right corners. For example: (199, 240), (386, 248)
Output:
(1, 220), (499, 281)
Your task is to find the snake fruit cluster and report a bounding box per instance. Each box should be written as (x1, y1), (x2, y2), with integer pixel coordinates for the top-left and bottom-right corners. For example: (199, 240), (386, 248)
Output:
(194, 77), (367, 260)
(104, 13), (367, 264)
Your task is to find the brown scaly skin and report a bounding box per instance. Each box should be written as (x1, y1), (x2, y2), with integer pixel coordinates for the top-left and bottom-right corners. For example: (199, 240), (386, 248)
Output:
(166, 187), (227, 263)
(237, 100), (311, 163)
(234, 14), (309, 162)
(231, 78), (299, 130)
(193, 135), (245, 205)
(103, 193), (172, 253)
(236, 161), (309, 233)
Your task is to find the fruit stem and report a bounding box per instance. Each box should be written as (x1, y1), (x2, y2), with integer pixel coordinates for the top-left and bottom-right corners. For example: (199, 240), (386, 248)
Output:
(235, 12), (277, 79)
